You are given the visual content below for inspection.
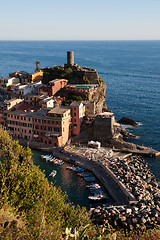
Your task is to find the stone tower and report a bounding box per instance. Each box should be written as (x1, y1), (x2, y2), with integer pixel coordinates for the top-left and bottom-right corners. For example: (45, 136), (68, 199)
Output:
(67, 51), (74, 66)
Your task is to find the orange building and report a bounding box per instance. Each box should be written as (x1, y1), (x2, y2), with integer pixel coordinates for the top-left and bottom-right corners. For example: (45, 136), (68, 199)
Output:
(29, 71), (43, 82)
(70, 102), (85, 135)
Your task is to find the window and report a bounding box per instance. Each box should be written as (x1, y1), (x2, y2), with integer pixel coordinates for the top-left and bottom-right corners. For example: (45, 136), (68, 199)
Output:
(74, 124), (77, 127)
(56, 121), (58, 125)
(52, 121), (54, 124)
(29, 130), (31, 134)
(48, 127), (50, 131)
(74, 113), (76, 116)
(44, 126), (46, 130)
(44, 120), (46, 123)
(74, 119), (76, 122)
(48, 120), (50, 124)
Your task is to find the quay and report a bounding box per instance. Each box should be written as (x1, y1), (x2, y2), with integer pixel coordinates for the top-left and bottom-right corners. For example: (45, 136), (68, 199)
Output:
(58, 146), (137, 205)
(18, 139), (158, 207)
(18, 139), (137, 205)
(114, 147), (160, 157)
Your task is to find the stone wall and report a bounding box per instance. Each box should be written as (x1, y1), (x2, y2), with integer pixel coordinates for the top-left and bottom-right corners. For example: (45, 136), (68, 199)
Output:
(93, 114), (115, 139)
(84, 101), (95, 116)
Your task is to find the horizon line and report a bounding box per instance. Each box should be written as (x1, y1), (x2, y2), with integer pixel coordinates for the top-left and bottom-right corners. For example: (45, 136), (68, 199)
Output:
(0, 39), (160, 41)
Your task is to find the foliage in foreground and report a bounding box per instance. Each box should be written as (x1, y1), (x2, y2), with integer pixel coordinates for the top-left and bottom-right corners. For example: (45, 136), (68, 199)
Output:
(0, 126), (160, 239)
(0, 126), (95, 239)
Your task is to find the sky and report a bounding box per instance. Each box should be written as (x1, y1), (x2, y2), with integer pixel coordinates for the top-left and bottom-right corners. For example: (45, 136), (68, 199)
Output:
(0, 0), (160, 40)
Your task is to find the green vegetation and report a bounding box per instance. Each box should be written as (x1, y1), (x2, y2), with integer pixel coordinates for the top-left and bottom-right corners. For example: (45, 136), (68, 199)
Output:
(81, 76), (90, 84)
(98, 76), (104, 84)
(35, 61), (41, 71)
(0, 126), (94, 239)
(1, 126), (160, 239)
(62, 92), (85, 106)
(43, 67), (73, 84)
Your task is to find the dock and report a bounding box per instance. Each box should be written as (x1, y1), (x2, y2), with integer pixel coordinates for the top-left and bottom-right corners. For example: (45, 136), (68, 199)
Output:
(114, 147), (160, 157)
(52, 147), (137, 205)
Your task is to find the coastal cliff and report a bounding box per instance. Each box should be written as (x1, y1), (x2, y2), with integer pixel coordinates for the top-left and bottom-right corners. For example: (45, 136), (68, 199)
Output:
(43, 63), (107, 115)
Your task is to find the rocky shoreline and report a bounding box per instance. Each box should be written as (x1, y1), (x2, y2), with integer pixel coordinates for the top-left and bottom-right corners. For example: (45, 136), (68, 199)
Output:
(90, 155), (160, 229)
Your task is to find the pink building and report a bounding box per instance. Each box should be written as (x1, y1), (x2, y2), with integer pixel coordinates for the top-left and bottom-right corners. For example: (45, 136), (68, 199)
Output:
(7, 111), (33, 140)
(1, 106), (71, 147)
(48, 79), (68, 96)
(70, 102), (85, 135)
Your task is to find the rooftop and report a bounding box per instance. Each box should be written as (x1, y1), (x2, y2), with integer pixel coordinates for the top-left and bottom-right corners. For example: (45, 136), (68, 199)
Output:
(48, 106), (70, 115)
(49, 79), (68, 84)
(70, 102), (83, 107)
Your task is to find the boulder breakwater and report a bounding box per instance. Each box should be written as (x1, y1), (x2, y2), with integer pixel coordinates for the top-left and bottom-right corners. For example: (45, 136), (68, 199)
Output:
(91, 155), (160, 229)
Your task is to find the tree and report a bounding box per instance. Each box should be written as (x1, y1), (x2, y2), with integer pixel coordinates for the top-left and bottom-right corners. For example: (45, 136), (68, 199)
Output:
(35, 61), (41, 71)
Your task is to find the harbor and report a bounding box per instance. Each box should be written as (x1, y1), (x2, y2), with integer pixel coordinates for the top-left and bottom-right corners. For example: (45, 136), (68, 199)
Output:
(32, 149), (114, 209)
(32, 143), (160, 229)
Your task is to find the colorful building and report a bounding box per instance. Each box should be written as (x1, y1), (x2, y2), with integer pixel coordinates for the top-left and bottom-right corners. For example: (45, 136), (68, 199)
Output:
(29, 71), (43, 82)
(48, 79), (68, 96)
(70, 102), (85, 135)
(0, 105), (71, 147)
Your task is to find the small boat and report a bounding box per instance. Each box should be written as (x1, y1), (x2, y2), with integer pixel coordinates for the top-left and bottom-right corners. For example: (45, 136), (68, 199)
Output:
(86, 183), (101, 189)
(66, 165), (76, 171)
(54, 159), (64, 165)
(41, 155), (55, 162)
(78, 172), (91, 177)
(88, 193), (107, 201)
(84, 176), (95, 182)
(74, 167), (85, 173)
(49, 170), (57, 177)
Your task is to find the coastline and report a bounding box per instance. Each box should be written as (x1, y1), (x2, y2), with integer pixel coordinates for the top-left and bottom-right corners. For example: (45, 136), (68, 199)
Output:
(18, 138), (160, 228)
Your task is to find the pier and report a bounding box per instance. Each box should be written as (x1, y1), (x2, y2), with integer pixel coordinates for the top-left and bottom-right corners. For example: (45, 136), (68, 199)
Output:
(114, 146), (160, 157)
(52, 146), (137, 205)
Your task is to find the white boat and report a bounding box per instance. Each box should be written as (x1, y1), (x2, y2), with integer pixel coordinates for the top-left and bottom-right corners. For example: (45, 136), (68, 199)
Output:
(54, 159), (64, 165)
(66, 165), (76, 171)
(88, 193), (107, 201)
(41, 155), (55, 162)
(49, 170), (57, 177)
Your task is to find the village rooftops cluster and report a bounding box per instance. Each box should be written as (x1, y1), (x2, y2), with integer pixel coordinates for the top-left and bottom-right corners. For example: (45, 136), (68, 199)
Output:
(0, 52), (114, 147)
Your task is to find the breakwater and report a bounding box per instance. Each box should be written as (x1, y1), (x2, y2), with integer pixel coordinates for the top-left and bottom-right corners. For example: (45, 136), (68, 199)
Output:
(18, 140), (160, 228)
(91, 155), (160, 228)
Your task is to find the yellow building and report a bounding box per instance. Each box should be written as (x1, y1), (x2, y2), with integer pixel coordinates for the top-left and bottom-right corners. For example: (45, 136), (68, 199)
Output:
(29, 71), (43, 82)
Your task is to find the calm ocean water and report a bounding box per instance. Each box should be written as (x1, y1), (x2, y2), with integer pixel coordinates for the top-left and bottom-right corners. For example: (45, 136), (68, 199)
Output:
(0, 41), (160, 205)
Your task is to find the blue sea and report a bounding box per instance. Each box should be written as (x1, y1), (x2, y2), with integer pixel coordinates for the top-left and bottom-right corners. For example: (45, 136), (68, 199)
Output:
(0, 40), (160, 206)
